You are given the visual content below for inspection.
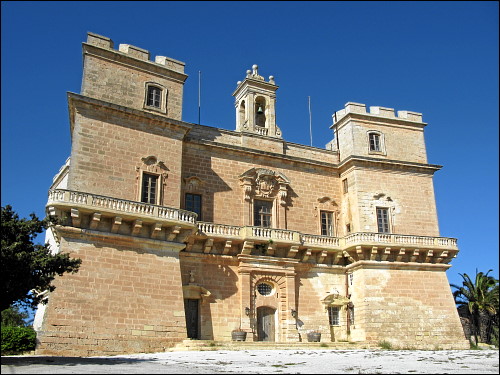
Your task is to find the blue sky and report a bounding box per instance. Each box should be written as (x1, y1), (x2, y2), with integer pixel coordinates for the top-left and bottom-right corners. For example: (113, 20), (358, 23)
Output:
(1, 1), (498, 291)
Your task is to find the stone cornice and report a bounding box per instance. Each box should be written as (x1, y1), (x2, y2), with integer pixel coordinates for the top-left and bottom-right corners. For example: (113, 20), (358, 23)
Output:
(346, 260), (451, 272)
(67, 92), (194, 138)
(331, 111), (427, 131)
(54, 225), (187, 253)
(338, 155), (442, 175)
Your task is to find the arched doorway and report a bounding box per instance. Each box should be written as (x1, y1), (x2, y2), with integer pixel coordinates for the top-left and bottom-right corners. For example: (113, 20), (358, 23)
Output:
(257, 306), (276, 341)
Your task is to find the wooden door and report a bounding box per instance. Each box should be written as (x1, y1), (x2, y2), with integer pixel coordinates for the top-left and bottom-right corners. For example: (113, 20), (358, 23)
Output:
(184, 299), (199, 339)
(257, 306), (275, 342)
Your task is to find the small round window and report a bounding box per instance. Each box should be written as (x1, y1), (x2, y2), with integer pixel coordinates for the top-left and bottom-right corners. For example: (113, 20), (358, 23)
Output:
(257, 282), (274, 296)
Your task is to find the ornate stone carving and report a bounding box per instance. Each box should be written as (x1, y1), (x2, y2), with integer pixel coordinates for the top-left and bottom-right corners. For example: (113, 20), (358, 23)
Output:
(239, 168), (291, 204)
(184, 176), (204, 193)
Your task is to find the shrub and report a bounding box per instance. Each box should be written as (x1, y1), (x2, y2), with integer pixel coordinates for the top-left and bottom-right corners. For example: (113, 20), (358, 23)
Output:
(378, 340), (393, 350)
(1, 326), (37, 354)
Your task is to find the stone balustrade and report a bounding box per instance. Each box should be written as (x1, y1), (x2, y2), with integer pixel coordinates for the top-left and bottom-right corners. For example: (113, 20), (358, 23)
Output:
(48, 189), (197, 224)
(344, 232), (457, 249)
(47, 189), (458, 262)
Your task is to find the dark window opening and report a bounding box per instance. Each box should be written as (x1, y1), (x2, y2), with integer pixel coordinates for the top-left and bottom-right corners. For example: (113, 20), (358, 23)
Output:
(185, 193), (202, 220)
(147, 86), (161, 108)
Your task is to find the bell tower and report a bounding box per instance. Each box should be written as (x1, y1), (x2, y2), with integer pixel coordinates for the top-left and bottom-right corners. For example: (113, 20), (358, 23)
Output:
(233, 65), (282, 138)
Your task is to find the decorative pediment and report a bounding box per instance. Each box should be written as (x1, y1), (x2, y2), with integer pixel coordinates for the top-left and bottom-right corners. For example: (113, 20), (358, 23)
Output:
(136, 155), (169, 175)
(184, 176), (205, 193)
(239, 168), (291, 205)
(321, 293), (350, 306)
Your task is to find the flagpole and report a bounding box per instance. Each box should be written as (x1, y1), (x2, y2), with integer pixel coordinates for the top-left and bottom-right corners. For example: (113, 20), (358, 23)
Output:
(198, 71), (201, 125)
(308, 96), (313, 147)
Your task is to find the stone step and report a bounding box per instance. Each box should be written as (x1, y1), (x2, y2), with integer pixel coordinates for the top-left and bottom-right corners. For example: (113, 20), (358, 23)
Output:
(169, 340), (379, 351)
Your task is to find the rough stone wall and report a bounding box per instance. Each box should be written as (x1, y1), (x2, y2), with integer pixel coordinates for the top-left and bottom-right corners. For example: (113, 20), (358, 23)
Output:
(295, 266), (348, 342)
(343, 120), (428, 163)
(36, 235), (187, 356)
(181, 142), (341, 234)
(68, 104), (185, 207)
(81, 47), (185, 121)
(179, 253), (241, 340)
(349, 265), (468, 349)
(351, 168), (440, 236)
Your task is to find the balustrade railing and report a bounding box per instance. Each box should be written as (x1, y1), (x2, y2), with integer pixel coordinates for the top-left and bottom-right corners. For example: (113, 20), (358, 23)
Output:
(48, 190), (457, 249)
(302, 234), (340, 248)
(197, 222), (241, 237)
(345, 232), (457, 248)
(48, 189), (197, 224)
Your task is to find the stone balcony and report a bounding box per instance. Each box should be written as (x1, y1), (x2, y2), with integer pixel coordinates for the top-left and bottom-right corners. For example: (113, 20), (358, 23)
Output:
(46, 189), (458, 265)
(46, 189), (198, 244)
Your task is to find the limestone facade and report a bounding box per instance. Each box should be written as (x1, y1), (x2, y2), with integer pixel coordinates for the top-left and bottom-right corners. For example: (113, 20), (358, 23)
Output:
(34, 32), (468, 356)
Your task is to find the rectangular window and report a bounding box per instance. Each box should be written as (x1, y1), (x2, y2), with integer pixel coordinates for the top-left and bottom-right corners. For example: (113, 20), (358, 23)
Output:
(141, 173), (158, 204)
(321, 211), (334, 236)
(254, 200), (273, 227)
(376, 207), (390, 233)
(342, 178), (348, 194)
(369, 133), (381, 152)
(147, 86), (161, 108)
(328, 306), (340, 326)
(185, 193), (202, 220)
(346, 223), (351, 234)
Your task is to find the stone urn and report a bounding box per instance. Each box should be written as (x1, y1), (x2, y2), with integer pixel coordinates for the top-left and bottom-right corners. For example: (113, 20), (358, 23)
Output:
(231, 330), (247, 341)
(307, 332), (321, 342)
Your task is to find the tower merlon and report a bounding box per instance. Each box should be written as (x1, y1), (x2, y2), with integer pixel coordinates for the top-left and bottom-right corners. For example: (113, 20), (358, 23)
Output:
(331, 102), (423, 126)
(85, 32), (185, 74)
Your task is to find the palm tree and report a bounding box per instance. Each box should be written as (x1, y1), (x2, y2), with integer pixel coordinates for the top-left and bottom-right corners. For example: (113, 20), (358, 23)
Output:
(451, 269), (499, 345)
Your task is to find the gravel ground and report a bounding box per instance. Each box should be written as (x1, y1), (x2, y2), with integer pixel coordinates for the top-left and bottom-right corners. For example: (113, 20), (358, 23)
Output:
(2, 349), (499, 374)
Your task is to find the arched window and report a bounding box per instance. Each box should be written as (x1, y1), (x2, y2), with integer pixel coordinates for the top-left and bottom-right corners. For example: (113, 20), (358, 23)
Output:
(239, 100), (246, 128)
(255, 97), (266, 127)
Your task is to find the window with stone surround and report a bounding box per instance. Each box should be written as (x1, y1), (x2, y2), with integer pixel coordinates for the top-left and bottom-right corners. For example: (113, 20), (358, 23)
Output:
(368, 131), (385, 154)
(254, 199), (273, 227)
(141, 172), (159, 204)
(321, 211), (334, 236)
(136, 156), (168, 206)
(376, 207), (390, 233)
(185, 193), (202, 221)
(328, 306), (340, 326)
(144, 83), (167, 113)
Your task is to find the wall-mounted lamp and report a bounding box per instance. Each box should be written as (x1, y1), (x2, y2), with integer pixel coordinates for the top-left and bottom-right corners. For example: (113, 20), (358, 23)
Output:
(245, 307), (250, 316)
(291, 309), (297, 318)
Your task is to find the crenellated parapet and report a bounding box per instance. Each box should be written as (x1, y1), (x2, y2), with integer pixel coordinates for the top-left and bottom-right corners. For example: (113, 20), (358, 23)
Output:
(86, 32), (185, 74)
(332, 102), (424, 124)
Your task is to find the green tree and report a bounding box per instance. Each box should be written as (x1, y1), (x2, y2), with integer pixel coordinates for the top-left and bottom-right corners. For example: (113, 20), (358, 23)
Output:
(451, 269), (499, 345)
(1, 205), (81, 312)
(1, 305), (30, 327)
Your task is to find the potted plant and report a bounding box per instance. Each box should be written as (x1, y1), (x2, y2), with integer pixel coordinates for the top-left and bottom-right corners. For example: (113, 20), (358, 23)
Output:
(307, 330), (322, 342)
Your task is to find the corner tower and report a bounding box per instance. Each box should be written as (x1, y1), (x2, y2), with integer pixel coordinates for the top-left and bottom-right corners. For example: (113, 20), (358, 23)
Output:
(233, 65), (282, 138)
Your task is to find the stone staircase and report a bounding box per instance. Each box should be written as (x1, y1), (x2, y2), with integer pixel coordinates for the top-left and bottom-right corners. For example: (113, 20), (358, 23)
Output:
(169, 339), (379, 351)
